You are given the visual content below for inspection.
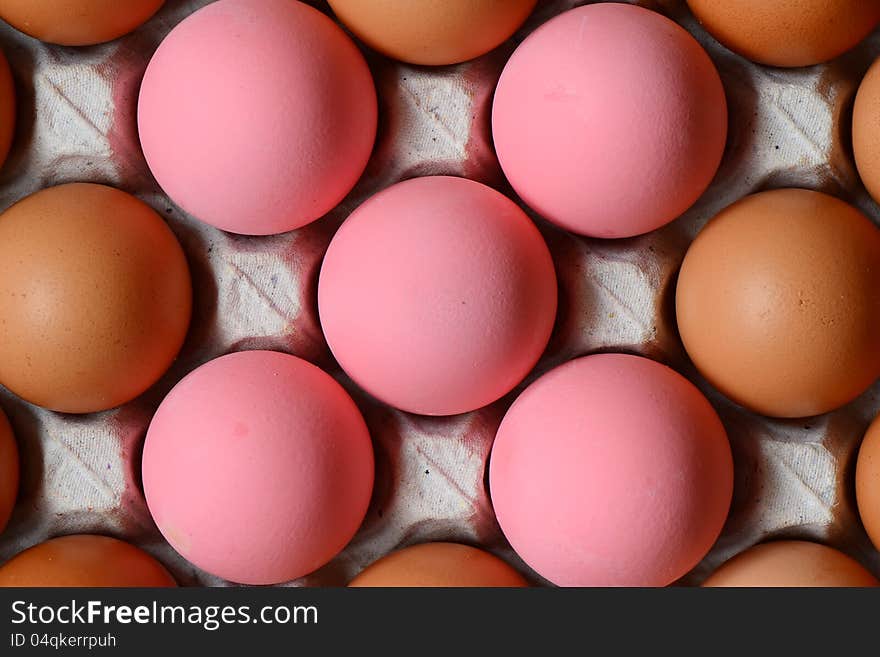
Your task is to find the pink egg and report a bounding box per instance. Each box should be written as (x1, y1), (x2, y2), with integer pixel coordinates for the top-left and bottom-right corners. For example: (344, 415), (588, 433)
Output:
(489, 354), (733, 586)
(318, 176), (557, 416)
(492, 3), (727, 238)
(137, 0), (377, 235)
(141, 351), (374, 585)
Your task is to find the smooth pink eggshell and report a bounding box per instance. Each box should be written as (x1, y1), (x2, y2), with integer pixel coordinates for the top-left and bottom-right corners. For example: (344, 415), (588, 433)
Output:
(318, 176), (557, 416)
(138, 0), (377, 235)
(142, 350), (374, 585)
(489, 353), (733, 587)
(492, 3), (727, 238)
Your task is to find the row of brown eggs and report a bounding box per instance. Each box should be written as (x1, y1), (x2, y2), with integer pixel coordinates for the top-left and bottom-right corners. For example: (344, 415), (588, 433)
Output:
(2, 533), (879, 587)
(3, 1), (878, 69)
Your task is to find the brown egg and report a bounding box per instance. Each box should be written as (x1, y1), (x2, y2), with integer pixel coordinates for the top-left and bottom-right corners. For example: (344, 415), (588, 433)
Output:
(676, 189), (880, 418)
(686, 0), (880, 67)
(326, 0), (537, 66)
(348, 542), (528, 587)
(0, 48), (14, 170)
(0, 535), (176, 587)
(702, 541), (879, 587)
(856, 413), (880, 551)
(0, 0), (164, 46)
(0, 183), (192, 414)
(0, 407), (18, 535)
(854, 58), (880, 206)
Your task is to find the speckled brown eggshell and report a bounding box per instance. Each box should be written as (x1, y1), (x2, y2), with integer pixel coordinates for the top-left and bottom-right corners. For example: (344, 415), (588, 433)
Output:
(676, 188), (880, 419)
(687, 0), (880, 67)
(348, 542), (528, 587)
(702, 541), (879, 587)
(856, 413), (880, 552)
(854, 57), (880, 207)
(0, 183), (192, 414)
(0, 0), (165, 46)
(326, 0), (537, 66)
(686, 0), (880, 68)
(0, 535), (176, 587)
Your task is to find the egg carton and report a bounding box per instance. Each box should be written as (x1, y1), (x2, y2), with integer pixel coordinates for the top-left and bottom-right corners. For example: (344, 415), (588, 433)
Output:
(1, 0), (879, 586)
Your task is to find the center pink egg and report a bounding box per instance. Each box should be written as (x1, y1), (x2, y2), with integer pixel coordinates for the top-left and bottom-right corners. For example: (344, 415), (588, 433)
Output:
(318, 176), (558, 416)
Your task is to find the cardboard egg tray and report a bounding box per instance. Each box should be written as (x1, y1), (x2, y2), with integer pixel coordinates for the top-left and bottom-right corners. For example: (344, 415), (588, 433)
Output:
(1, 0), (880, 586)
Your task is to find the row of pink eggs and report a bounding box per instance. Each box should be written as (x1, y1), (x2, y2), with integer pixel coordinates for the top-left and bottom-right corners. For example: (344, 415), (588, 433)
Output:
(1, 0), (880, 586)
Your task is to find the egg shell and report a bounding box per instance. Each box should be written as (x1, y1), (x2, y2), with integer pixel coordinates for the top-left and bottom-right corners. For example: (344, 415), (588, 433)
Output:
(675, 188), (880, 419)
(0, 48), (13, 169)
(0, 0), (164, 46)
(142, 350), (375, 585)
(686, 0), (880, 68)
(853, 58), (880, 206)
(488, 353), (734, 587)
(349, 542), (528, 587)
(702, 541), (879, 587)
(0, 407), (18, 535)
(0, 535), (176, 587)
(138, 0), (377, 235)
(491, 3), (727, 239)
(856, 413), (880, 552)
(326, 0), (537, 66)
(0, 183), (192, 414)
(318, 176), (557, 416)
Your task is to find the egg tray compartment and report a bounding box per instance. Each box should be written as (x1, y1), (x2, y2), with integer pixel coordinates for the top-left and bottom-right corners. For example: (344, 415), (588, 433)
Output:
(1, 0), (880, 586)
